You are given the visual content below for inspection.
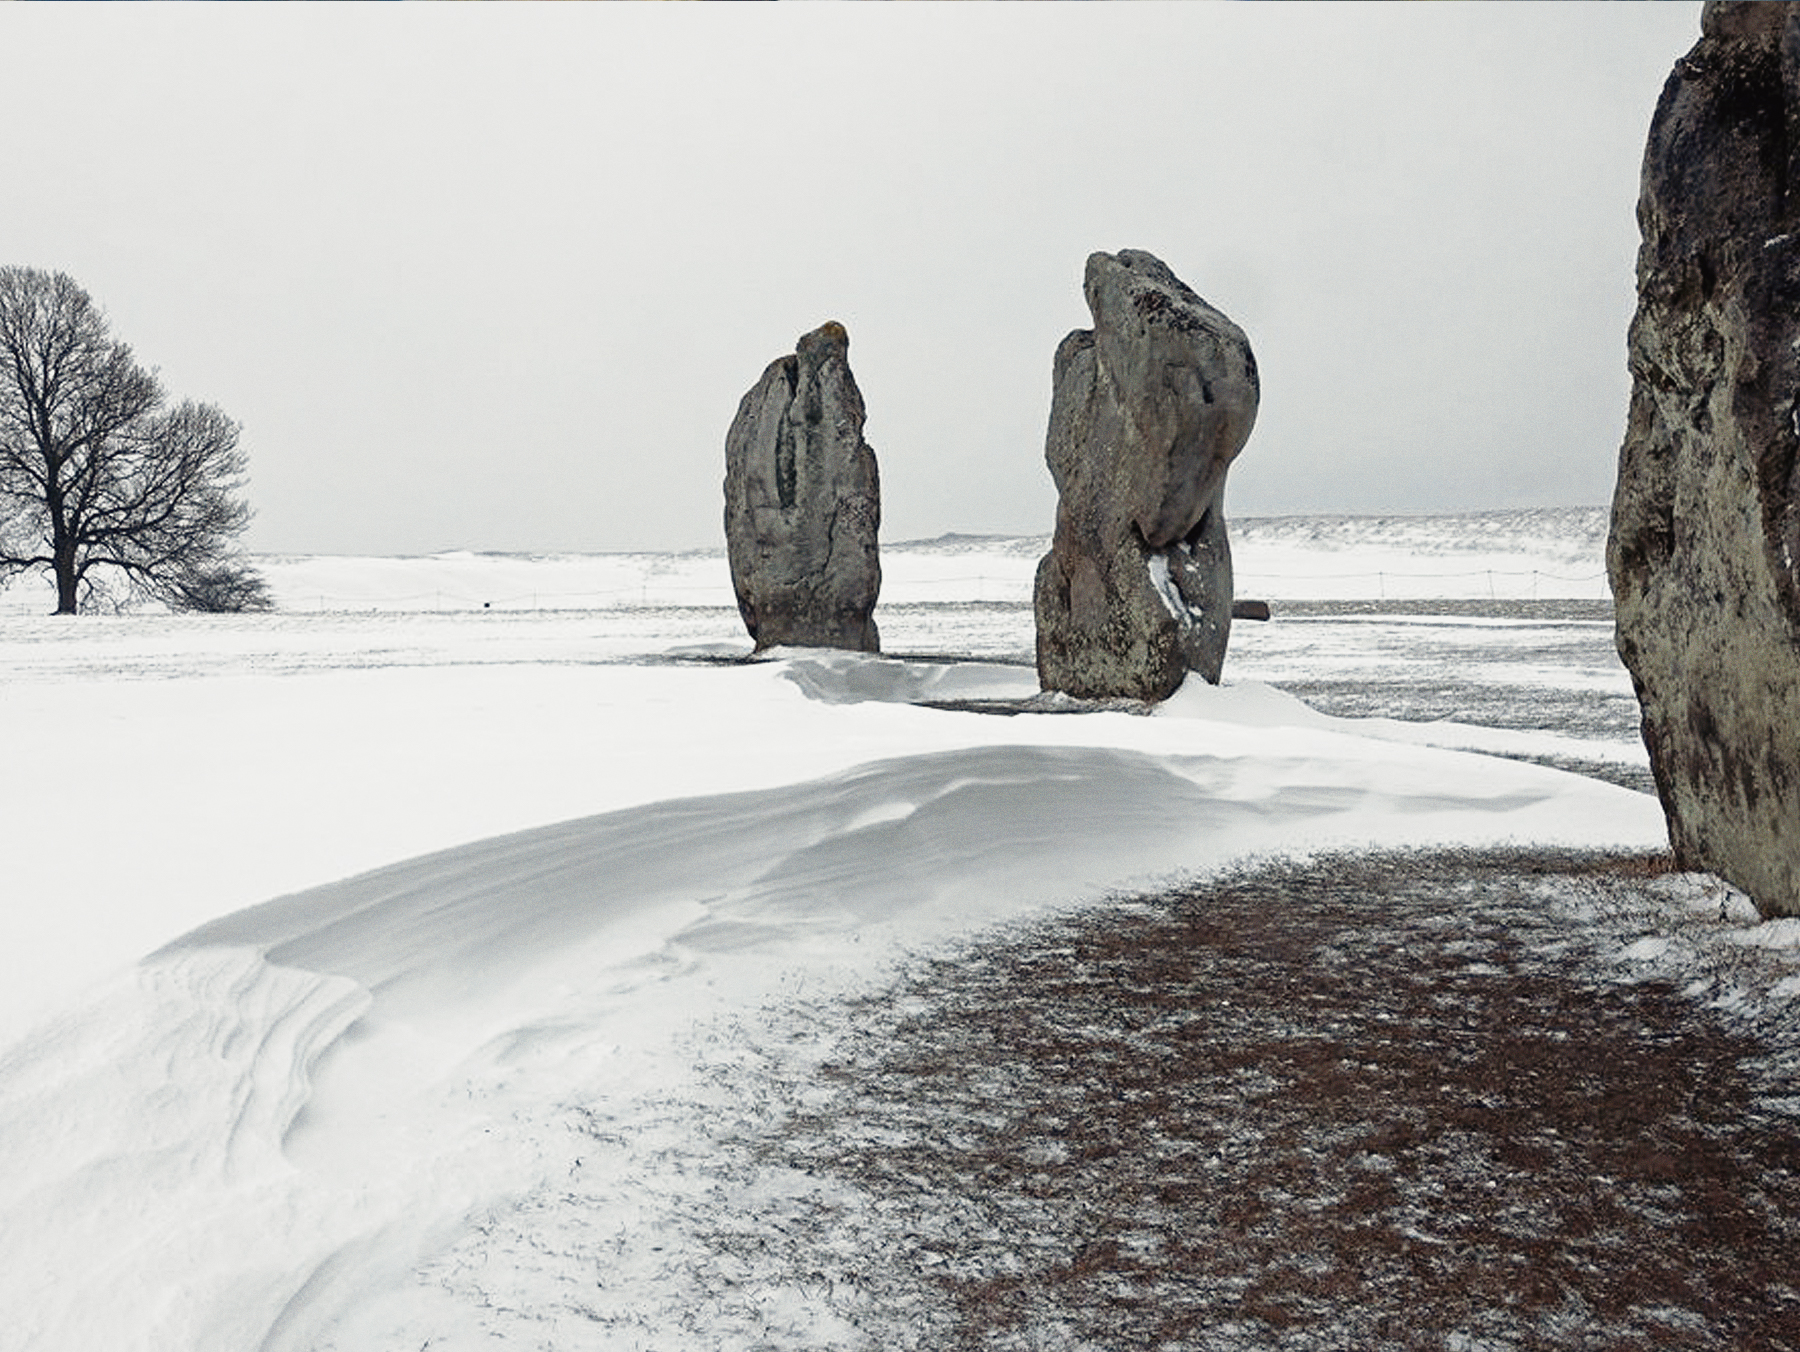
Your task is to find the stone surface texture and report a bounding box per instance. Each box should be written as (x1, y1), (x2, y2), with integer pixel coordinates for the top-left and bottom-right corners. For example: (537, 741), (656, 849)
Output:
(1034, 250), (1258, 700)
(1609, 1), (1800, 917)
(724, 322), (881, 653)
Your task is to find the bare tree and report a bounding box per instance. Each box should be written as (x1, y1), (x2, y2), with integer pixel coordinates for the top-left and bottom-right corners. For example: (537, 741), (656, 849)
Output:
(0, 266), (267, 614)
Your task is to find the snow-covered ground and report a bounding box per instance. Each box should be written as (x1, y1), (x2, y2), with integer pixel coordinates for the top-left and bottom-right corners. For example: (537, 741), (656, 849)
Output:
(63, 505), (1601, 617)
(0, 509), (1787, 1350)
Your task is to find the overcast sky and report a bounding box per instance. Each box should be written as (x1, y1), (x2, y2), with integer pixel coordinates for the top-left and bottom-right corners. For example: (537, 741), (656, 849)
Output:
(0, 2), (1700, 555)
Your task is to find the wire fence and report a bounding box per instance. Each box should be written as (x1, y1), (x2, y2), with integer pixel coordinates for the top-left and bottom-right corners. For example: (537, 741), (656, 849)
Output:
(1234, 567), (1609, 601)
(270, 565), (1611, 613)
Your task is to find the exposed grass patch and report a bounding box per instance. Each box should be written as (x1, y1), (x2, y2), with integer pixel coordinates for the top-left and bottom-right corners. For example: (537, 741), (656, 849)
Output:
(666, 848), (1800, 1349)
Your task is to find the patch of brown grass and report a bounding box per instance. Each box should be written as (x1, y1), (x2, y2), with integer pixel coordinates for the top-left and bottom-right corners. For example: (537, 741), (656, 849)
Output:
(763, 849), (1800, 1349)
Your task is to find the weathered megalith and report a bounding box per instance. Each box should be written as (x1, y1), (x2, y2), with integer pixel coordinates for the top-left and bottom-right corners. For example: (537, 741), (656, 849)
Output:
(1608, 1), (1800, 917)
(1034, 250), (1259, 701)
(724, 321), (881, 653)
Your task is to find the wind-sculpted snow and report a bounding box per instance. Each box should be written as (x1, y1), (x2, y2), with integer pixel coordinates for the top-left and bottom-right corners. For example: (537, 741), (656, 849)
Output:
(0, 950), (371, 1350)
(0, 647), (1662, 1350)
(771, 649), (1036, 706)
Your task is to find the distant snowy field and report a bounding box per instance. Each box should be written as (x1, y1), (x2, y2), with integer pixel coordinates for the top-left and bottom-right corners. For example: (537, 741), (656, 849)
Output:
(89, 505), (1611, 618)
(1, 507), (1756, 1351)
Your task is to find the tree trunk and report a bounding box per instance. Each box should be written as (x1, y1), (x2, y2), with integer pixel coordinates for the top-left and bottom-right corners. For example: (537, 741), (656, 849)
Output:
(52, 545), (78, 614)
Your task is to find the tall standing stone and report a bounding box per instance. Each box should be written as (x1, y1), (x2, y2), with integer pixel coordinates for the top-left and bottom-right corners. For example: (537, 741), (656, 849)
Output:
(1034, 250), (1259, 701)
(1608, 1), (1800, 917)
(724, 321), (881, 653)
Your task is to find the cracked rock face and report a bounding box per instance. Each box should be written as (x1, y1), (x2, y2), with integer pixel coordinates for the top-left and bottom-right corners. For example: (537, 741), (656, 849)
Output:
(724, 321), (881, 653)
(1608, 1), (1800, 917)
(1034, 250), (1259, 701)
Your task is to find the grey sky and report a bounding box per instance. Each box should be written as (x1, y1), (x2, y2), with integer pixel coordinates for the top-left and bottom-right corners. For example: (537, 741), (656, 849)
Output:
(0, 2), (1700, 555)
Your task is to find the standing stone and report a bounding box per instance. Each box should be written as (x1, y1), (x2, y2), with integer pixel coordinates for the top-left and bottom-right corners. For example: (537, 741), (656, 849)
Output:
(1034, 250), (1259, 701)
(724, 321), (881, 653)
(1608, 1), (1800, 917)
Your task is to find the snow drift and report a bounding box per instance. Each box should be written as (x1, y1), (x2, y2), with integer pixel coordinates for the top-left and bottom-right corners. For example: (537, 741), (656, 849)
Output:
(0, 516), (1671, 1349)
